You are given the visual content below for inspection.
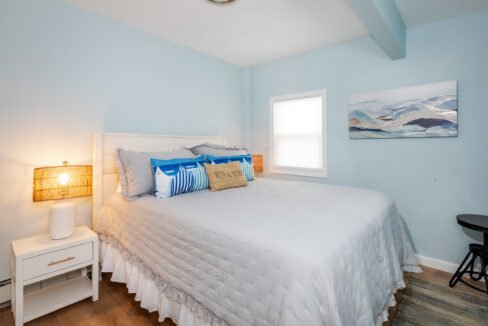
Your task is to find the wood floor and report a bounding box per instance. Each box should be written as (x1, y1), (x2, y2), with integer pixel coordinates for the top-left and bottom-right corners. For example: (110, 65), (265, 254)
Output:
(0, 274), (176, 326)
(384, 266), (488, 326)
(0, 266), (486, 326)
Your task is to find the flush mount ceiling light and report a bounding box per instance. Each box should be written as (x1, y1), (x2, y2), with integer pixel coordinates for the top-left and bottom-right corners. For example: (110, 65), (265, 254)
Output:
(207, 0), (235, 5)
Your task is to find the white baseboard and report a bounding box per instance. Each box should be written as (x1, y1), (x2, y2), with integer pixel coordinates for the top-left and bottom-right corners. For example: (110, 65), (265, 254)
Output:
(416, 254), (486, 283)
(416, 254), (459, 273)
(0, 283), (10, 305)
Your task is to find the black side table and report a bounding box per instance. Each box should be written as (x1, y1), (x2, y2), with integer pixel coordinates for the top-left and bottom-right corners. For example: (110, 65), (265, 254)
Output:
(449, 214), (488, 294)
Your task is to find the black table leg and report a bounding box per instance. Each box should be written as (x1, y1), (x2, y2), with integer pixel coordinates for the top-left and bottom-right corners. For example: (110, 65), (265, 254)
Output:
(483, 233), (488, 294)
(449, 235), (488, 294)
(482, 256), (488, 294)
(449, 249), (475, 288)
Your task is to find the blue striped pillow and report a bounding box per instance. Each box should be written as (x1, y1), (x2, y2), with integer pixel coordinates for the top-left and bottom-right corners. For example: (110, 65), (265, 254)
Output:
(151, 156), (209, 198)
(206, 154), (255, 181)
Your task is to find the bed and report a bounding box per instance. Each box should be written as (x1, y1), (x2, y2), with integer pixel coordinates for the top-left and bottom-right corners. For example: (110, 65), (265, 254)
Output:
(92, 133), (420, 326)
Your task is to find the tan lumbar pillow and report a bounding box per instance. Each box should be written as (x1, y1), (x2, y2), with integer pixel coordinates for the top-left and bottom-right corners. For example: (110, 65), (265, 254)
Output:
(204, 162), (248, 191)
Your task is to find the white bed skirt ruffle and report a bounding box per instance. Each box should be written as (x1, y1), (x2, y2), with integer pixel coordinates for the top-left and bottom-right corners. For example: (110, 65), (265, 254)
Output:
(100, 235), (420, 326)
(100, 236), (227, 326)
(376, 258), (421, 326)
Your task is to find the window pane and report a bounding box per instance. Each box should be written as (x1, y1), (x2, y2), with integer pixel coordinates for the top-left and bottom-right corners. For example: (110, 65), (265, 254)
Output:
(272, 96), (323, 170)
(273, 97), (322, 135)
(274, 135), (322, 169)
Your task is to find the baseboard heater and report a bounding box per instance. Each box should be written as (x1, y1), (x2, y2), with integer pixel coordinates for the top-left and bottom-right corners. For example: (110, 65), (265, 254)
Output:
(0, 269), (94, 309)
(0, 278), (11, 307)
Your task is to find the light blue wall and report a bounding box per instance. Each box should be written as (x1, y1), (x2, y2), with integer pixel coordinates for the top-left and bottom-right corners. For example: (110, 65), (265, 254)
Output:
(250, 10), (488, 264)
(0, 0), (244, 280)
(0, 0), (486, 285)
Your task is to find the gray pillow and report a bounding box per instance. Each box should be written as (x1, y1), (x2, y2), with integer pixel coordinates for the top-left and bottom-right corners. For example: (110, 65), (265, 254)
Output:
(189, 143), (248, 157)
(116, 147), (196, 198)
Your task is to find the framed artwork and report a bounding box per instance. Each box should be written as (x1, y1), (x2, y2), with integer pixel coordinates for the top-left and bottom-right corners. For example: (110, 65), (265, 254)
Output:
(349, 81), (458, 139)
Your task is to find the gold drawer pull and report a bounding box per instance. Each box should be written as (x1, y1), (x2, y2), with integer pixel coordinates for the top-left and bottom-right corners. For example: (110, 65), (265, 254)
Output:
(48, 256), (75, 266)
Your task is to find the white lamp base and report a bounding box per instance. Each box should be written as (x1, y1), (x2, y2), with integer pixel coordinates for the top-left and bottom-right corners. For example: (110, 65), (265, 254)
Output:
(50, 201), (75, 240)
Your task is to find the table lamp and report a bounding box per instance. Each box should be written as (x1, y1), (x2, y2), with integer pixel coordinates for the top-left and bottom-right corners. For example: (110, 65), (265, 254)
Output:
(33, 161), (92, 240)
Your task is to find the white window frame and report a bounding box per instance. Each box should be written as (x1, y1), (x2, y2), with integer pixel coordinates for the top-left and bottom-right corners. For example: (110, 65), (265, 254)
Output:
(269, 89), (327, 178)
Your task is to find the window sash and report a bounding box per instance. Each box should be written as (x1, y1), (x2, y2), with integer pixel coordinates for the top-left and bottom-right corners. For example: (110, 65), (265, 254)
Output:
(272, 134), (323, 169)
(269, 90), (327, 178)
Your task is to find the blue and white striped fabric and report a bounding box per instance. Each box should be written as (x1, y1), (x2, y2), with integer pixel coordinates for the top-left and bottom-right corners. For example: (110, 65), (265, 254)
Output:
(207, 154), (255, 181)
(151, 156), (209, 198)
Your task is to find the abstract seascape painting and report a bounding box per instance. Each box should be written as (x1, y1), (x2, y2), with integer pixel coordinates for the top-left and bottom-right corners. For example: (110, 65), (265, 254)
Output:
(349, 81), (458, 139)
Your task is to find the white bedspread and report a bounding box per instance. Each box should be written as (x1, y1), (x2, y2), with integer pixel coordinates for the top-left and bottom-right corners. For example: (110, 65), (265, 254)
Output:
(97, 178), (420, 326)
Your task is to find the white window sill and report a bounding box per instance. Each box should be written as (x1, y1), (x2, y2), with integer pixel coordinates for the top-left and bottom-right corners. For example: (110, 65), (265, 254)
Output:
(270, 167), (327, 179)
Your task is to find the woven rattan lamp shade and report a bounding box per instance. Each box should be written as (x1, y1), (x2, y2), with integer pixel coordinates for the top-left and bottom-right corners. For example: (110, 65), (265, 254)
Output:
(33, 161), (92, 202)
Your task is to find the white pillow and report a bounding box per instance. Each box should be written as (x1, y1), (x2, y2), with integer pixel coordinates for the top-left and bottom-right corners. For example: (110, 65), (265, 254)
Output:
(116, 147), (196, 199)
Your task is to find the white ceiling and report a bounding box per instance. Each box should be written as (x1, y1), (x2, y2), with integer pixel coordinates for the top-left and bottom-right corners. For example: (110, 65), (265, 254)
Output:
(68, 0), (488, 66)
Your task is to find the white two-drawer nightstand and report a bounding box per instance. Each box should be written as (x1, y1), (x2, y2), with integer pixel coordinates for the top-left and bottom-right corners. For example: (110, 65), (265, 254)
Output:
(11, 226), (99, 325)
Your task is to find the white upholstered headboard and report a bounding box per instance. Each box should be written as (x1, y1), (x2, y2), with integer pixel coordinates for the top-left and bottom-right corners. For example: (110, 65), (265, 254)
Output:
(92, 133), (225, 226)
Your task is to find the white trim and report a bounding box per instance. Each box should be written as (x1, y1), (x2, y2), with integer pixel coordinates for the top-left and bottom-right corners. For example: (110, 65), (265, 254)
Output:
(269, 89), (328, 179)
(0, 283), (10, 305)
(416, 254), (458, 273)
(416, 253), (486, 283)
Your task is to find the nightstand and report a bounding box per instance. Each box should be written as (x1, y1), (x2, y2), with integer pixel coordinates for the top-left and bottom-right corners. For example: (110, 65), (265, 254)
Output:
(252, 154), (263, 175)
(11, 226), (99, 325)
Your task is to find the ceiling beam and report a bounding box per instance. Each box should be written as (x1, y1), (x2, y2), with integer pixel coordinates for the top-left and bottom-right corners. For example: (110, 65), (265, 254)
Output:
(347, 0), (406, 59)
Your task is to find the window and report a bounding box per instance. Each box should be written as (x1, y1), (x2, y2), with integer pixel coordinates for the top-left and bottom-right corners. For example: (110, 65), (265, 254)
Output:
(270, 90), (327, 178)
